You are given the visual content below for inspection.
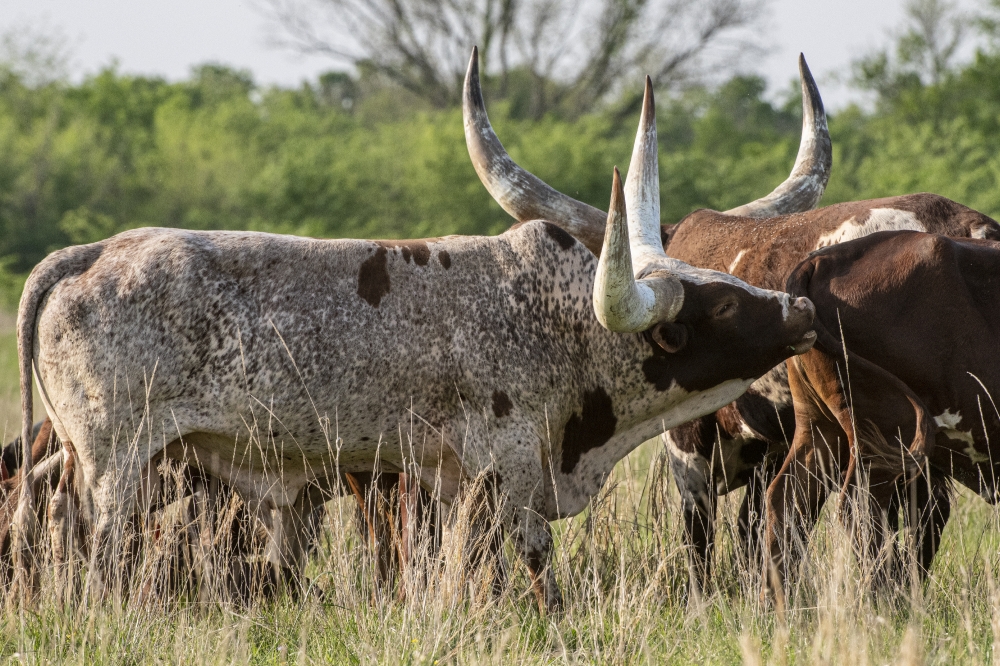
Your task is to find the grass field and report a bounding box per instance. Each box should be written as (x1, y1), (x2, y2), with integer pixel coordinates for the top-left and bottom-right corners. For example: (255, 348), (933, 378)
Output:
(0, 318), (999, 665)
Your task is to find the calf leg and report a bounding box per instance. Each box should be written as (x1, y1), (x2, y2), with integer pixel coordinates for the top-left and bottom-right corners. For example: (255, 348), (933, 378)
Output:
(345, 472), (400, 591)
(764, 355), (850, 599)
(9, 421), (61, 603)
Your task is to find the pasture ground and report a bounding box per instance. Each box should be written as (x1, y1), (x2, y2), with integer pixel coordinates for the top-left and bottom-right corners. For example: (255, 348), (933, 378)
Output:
(0, 317), (998, 665)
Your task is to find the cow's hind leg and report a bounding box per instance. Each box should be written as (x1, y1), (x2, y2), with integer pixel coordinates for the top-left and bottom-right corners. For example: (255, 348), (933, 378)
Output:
(86, 471), (142, 602)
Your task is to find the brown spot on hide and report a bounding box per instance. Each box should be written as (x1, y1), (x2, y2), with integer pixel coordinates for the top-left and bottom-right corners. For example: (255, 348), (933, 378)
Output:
(357, 246), (390, 307)
(492, 391), (513, 418)
(382, 241), (431, 266)
(438, 250), (451, 269)
(543, 222), (576, 250)
(561, 388), (617, 473)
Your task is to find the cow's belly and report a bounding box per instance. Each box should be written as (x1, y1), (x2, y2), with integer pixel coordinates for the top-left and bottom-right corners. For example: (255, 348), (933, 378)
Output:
(35, 305), (472, 503)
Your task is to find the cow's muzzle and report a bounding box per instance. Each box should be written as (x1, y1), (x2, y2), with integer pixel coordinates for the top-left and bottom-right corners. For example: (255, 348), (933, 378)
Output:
(786, 297), (816, 355)
(788, 330), (817, 355)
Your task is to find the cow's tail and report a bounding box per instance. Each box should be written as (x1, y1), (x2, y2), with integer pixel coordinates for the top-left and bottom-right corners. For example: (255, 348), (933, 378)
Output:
(17, 242), (103, 496)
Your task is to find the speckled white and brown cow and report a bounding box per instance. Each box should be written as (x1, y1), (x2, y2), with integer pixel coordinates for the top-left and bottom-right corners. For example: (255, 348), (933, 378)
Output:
(463, 51), (1000, 590)
(11, 59), (815, 612)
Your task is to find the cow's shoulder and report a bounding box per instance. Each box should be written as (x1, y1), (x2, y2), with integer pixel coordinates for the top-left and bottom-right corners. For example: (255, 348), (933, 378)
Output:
(502, 220), (597, 269)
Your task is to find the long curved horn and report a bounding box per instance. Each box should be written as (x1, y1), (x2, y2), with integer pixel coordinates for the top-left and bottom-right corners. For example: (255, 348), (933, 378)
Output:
(594, 168), (662, 332)
(724, 54), (832, 217)
(462, 46), (607, 255)
(594, 150), (684, 332)
(625, 76), (668, 273)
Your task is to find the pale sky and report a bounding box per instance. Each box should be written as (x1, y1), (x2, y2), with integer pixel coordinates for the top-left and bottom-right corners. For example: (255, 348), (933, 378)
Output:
(0, 0), (982, 108)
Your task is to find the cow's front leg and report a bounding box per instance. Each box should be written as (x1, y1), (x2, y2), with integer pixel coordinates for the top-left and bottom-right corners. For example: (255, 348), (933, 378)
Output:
(737, 458), (779, 582)
(493, 459), (561, 613)
(664, 428), (715, 594)
(502, 495), (559, 614)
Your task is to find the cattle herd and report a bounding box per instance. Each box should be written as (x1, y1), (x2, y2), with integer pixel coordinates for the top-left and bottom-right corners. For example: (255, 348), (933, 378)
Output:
(2, 46), (999, 613)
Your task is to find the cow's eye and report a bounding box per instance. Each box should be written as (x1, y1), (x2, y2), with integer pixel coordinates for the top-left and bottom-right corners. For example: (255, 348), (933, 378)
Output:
(714, 302), (736, 318)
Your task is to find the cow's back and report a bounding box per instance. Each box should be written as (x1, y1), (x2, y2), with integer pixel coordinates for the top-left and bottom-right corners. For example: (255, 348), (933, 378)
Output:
(668, 193), (1000, 292)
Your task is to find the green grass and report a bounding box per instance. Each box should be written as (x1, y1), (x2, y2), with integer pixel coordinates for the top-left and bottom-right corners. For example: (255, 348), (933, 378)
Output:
(1, 317), (999, 664)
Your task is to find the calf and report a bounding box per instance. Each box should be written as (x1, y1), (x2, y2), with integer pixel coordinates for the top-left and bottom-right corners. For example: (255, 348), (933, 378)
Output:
(0, 419), (62, 585)
(765, 230), (1000, 594)
(0, 420), (415, 603)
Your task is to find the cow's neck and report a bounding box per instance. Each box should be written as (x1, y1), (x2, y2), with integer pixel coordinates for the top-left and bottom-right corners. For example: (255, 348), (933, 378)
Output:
(567, 321), (754, 474)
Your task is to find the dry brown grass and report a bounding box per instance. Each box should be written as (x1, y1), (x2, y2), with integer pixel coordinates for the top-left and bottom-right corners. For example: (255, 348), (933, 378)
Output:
(0, 320), (999, 664)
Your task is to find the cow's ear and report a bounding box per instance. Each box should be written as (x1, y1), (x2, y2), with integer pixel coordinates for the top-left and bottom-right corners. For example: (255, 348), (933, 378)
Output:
(651, 322), (687, 353)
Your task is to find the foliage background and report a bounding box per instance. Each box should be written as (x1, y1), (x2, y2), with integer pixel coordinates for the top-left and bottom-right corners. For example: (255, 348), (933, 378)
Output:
(3, 6), (1000, 308)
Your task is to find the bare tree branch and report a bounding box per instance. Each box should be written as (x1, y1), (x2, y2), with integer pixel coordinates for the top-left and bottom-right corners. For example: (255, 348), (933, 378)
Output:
(262, 0), (768, 114)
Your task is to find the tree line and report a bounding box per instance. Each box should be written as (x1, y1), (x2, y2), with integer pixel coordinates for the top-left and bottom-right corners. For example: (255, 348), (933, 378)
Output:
(1, 0), (1000, 306)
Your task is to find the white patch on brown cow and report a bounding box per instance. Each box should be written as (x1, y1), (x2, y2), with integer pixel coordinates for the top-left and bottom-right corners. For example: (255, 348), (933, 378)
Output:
(815, 208), (926, 248)
(748, 363), (792, 407)
(727, 249), (746, 275)
(934, 409), (986, 463)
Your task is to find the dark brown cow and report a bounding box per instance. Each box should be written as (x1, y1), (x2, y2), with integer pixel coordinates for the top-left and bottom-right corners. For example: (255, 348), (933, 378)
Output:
(462, 53), (1000, 589)
(764, 230), (1000, 594)
(662, 193), (1000, 588)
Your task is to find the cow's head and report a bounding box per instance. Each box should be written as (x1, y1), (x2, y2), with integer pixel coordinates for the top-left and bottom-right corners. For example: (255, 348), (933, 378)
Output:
(593, 79), (816, 391)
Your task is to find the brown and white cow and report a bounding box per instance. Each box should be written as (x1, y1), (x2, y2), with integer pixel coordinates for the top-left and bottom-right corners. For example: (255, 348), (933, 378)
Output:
(462, 52), (1000, 589)
(764, 230), (1000, 594)
(11, 63), (815, 612)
